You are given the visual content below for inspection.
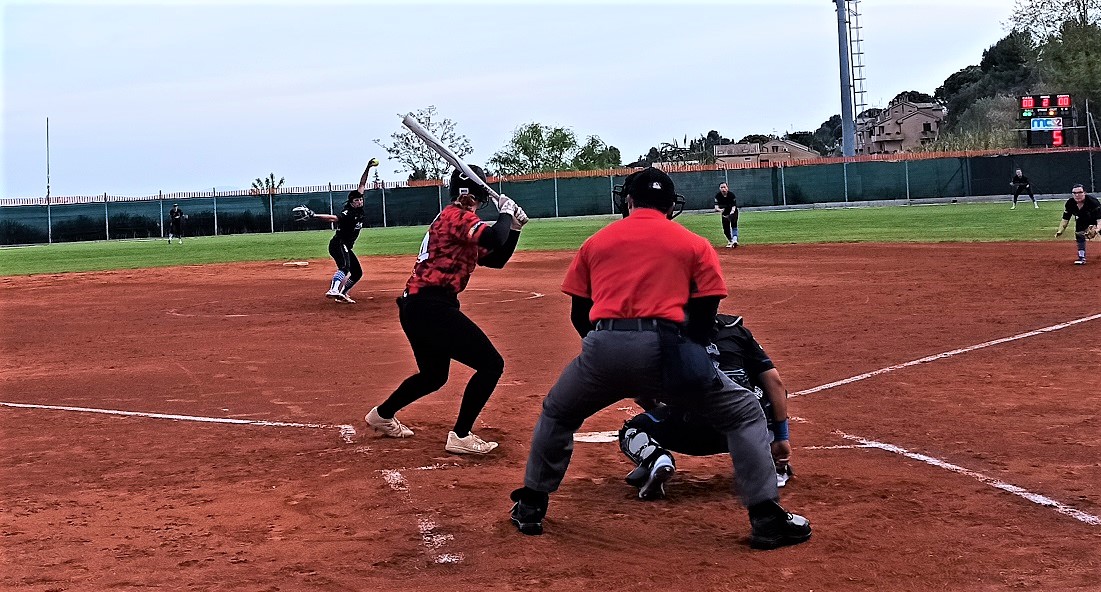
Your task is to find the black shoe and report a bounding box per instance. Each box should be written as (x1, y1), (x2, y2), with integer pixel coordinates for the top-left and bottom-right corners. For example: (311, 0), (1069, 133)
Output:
(510, 487), (548, 536)
(749, 501), (811, 550)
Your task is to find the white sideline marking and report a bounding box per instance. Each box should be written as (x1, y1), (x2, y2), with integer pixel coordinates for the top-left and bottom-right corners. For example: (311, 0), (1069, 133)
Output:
(791, 313), (1101, 398)
(838, 432), (1101, 527)
(380, 470), (463, 564)
(0, 401), (357, 444)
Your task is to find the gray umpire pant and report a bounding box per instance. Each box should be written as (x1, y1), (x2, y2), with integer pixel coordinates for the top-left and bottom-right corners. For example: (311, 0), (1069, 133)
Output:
(522, 327), (779, 508)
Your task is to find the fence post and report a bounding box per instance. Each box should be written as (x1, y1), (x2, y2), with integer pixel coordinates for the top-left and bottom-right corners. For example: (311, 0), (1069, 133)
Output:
(438, 185), (443, 212)
(904, 160), (911, 204)
(381, 184), (388, 228)
(46, 195), (53, 244)
(159, 191), (164, 238)
(104, 193), (110, 240)
(213, 187), (219, 236)
(843, 162), (850, 203)
(780, 164), (787, 207)
(269, 193), (275, 233)
(553, 169), (560, 217)
(609, 174), (615, 214)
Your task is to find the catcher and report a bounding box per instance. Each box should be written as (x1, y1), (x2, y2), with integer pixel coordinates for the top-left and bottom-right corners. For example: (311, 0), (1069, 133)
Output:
(619, 313), (793, 500)
(1055, 184), (1101, 265)
(292, 158), (379, 303)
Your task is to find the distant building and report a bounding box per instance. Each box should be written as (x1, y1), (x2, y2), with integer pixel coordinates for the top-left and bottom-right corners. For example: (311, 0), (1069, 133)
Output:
(714, 138), (820, 166)
(856, 99), (946, 154)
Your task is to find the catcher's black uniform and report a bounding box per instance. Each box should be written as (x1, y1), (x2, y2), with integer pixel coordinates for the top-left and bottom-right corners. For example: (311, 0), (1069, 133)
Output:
(620, 314), (782, 457)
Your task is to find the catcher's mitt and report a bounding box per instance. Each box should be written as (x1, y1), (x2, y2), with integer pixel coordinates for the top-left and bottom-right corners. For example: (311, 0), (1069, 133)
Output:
(291, 205), (315, 222)
(1076, 226), (1099, 240)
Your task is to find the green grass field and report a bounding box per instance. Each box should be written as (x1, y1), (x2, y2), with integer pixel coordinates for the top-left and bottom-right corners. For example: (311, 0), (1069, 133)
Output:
(0, 202), (1061, 276)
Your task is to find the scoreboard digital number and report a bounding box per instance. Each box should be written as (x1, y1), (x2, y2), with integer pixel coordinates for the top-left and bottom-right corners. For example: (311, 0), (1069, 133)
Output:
(1019, 94), (1072, 147)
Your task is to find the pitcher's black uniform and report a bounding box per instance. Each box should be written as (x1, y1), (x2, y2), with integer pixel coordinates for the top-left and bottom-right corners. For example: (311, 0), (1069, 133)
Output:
(326, 193), (367, 301)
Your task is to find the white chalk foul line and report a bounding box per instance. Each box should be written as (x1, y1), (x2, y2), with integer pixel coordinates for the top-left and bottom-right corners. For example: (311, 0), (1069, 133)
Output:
(0, 401), (358, 444)
(838, 432), (1101, 526)
(791, 312), (1101, 398)
(380, 469), (463, 564)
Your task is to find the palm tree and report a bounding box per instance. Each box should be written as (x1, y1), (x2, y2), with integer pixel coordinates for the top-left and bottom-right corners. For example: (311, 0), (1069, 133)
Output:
(250, 173), (285, 233)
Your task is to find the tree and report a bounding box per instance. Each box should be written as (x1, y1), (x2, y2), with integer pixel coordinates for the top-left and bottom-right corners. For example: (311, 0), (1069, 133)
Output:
(489, 123), (620, 175)
(375, 105), (473, 181)
(812, 115), (843, 155)
(919, 95), (1019, 151)
(1009, 0), (1101, 40)
(935, 31), (1036, 129)
(737, 134), (775, 145)
(1040, 20), (1101, 113)
(891, 90), (936, 104)
(250, 173), (284, 199)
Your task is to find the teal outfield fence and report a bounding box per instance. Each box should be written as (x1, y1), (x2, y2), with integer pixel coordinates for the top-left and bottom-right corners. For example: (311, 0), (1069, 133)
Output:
(2, 147), (1097, 245)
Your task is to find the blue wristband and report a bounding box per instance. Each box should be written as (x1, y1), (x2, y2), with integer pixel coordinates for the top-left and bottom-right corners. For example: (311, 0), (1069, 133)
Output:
(772, 419), (789, 441)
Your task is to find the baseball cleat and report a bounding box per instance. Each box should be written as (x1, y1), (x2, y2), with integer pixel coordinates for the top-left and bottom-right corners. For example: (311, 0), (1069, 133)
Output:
(325, 289), (341, 299)
(749, 501), (812, 550)
(509, 488), (549, 536)
(335, 293), (356, 303)
(366, 407), (413, 438)
(445, 431), (498, 454)
(1074, 259), (1086, 265)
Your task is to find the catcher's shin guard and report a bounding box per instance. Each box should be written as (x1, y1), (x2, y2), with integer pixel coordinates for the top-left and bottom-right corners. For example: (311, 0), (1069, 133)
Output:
(619, 425), (673, 486)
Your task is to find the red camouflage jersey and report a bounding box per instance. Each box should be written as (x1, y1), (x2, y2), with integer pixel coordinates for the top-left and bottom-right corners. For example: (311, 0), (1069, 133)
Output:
(405, 204), (490, 295)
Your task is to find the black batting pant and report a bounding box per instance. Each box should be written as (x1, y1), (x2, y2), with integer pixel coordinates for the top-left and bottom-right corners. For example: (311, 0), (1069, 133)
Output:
(378, 290), (504, 436)
(328, 239), (363, 291)
(1013, 185), (1035, 202)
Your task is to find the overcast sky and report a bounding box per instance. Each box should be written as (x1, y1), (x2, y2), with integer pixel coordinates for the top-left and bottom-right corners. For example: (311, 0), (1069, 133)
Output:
(2, 0), (1015, 198)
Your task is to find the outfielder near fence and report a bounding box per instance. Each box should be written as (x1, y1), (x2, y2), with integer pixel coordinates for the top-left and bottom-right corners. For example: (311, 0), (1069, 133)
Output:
(2, 147), (1098, 245)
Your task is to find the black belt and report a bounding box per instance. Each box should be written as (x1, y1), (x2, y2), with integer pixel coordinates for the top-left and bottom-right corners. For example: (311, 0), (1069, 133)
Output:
(594, 318), (666, 332)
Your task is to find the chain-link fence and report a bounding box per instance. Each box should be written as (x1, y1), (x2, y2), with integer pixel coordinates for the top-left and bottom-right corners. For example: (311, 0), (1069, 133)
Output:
(2, 148), (1097, 245)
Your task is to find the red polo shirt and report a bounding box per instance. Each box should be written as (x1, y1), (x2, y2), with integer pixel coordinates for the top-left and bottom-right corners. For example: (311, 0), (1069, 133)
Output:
(562, 208), (728, 323)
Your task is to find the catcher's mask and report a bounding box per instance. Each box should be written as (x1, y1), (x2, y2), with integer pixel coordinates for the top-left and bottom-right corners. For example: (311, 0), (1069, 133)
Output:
(449, 165), (491, 209)
(612, 167), (686, 219)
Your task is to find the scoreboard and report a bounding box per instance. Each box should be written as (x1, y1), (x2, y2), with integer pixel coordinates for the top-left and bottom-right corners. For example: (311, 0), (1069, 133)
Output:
(1019, 94), (1073, 147)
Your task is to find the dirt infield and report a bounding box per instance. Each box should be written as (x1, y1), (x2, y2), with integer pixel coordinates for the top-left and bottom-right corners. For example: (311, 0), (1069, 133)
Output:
(2, 242), (1100, 592)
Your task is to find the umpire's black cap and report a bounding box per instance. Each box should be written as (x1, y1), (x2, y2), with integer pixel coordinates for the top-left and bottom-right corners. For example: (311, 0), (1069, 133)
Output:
(625, 167), (676, 210)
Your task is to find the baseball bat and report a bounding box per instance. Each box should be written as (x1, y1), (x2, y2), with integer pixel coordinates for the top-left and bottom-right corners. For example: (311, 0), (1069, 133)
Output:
(400, 114), (502, 209)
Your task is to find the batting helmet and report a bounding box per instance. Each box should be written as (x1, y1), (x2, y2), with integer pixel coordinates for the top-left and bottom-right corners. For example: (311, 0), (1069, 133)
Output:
(448, 165), (491, 205)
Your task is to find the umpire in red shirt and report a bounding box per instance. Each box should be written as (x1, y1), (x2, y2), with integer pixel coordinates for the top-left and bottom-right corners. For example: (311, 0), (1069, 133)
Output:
(509, 167), (811, 549)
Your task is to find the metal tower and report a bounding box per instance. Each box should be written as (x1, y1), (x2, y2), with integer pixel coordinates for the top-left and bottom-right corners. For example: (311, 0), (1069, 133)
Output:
(834, 0), (867, 157)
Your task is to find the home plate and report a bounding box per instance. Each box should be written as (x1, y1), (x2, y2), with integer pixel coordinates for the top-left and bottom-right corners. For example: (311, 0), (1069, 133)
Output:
(574, 430), (617, 443)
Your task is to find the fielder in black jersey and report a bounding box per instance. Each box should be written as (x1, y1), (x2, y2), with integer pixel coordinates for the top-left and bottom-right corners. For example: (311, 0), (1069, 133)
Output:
(618, 313), (793, 500)
(311, 191), (367, 303)
(1056, 184), (1101, 265)
(714, 182), (739, 247)
(1010, 168), (1038, 209)
(167, 203), (186, 244)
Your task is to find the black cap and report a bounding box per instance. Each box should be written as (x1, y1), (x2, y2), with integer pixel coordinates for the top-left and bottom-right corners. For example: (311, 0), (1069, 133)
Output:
(625, 167), (675, 209)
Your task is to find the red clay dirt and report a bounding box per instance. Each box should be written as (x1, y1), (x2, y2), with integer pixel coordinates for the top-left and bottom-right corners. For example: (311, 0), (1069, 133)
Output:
(2, 242), (1100, 592)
